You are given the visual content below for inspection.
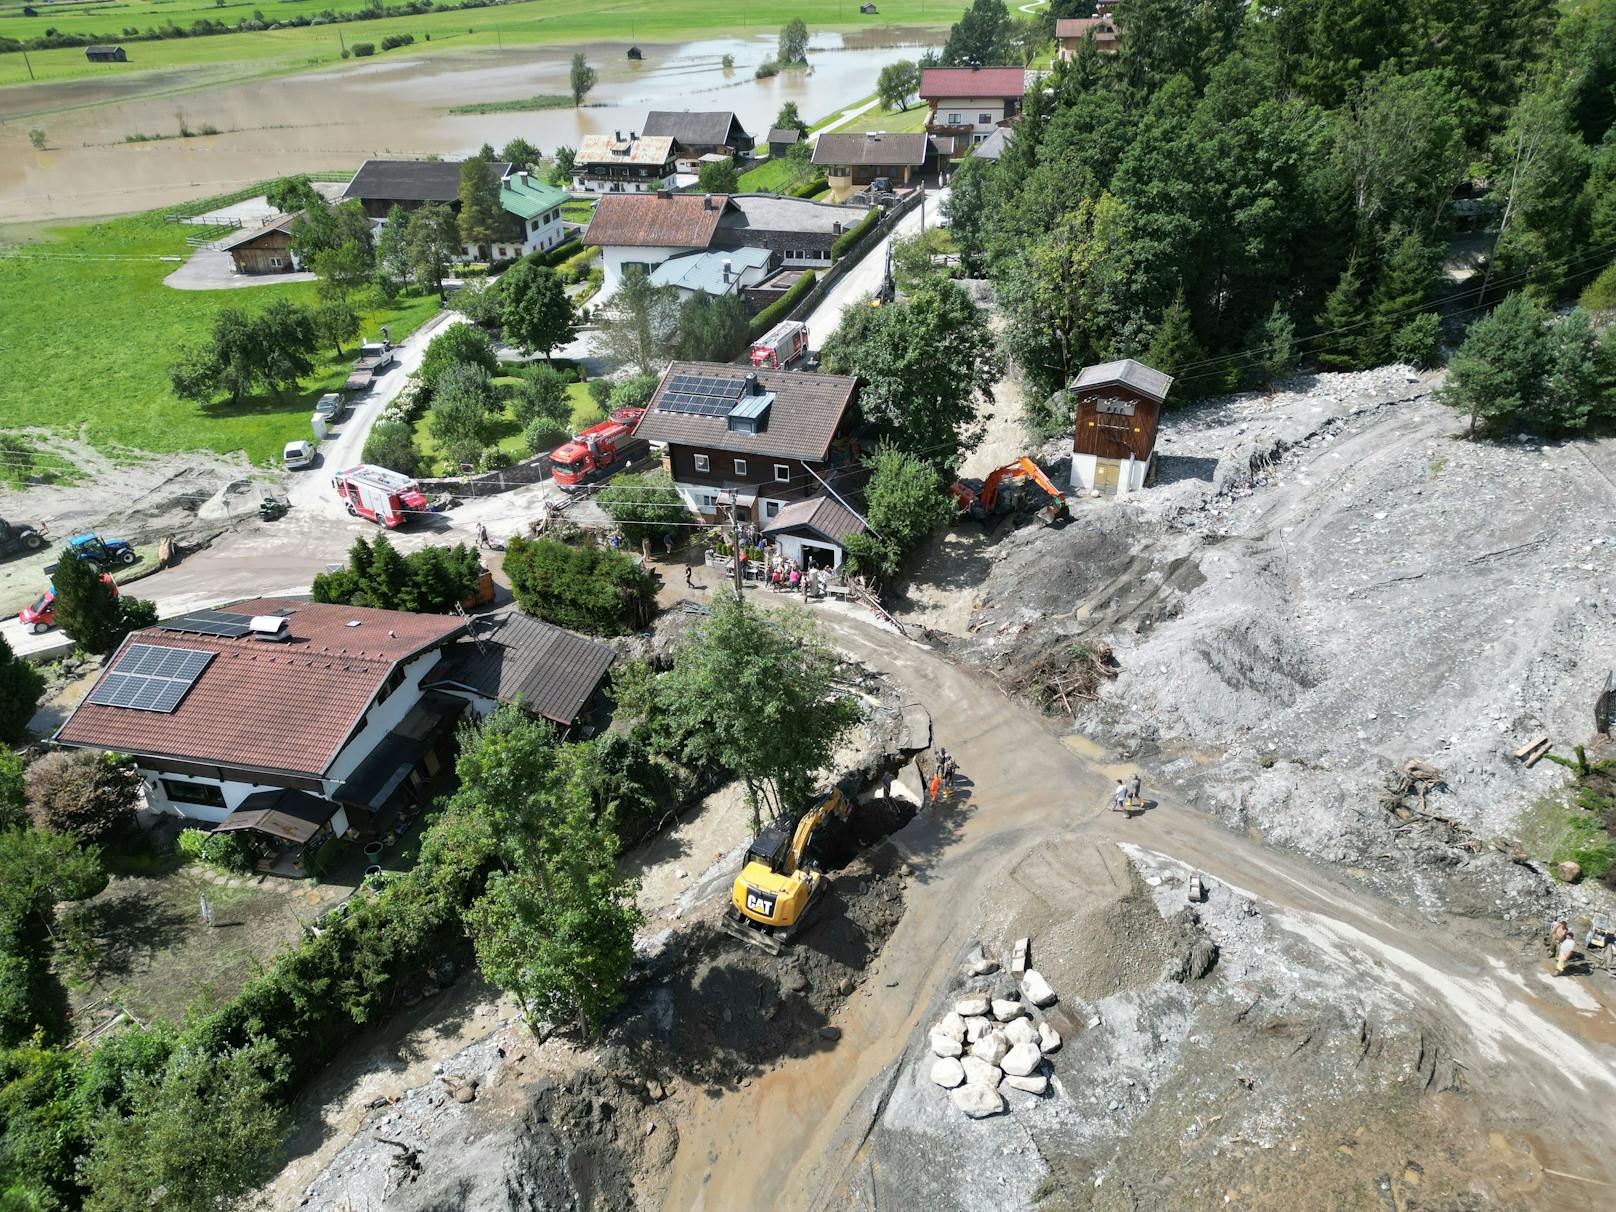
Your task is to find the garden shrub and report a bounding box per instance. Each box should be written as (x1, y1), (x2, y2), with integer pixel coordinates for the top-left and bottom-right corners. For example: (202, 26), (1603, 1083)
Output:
(351, 40), (374, 55)
(503, 536), (656, 636)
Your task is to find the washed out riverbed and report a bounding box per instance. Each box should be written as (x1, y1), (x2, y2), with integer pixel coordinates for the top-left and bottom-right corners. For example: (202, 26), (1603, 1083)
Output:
(0, 28), (939, 223)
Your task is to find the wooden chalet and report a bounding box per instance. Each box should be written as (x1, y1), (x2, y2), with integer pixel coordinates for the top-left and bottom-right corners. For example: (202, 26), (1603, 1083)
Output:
(1068, 359), (1172, 495)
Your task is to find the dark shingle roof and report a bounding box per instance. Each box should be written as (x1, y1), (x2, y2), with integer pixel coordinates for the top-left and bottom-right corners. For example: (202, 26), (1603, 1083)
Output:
(55, 599), (467, 776)
(425, 613), (616, 726)
(761, 494), (868, 545)
(813, 131), (932, 168)
(1072, 358), (1173, 402)
(767, 127), (802, 145)
(634, 361), (859, 462)
(642, 110), (750, 149)
(583, 193), (734, 248)
(342, 159), (510, 205)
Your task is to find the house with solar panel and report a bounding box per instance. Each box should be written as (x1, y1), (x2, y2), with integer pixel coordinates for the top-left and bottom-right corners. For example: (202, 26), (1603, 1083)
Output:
(51, 600), (619, 875)
(633, 362), (870, 570)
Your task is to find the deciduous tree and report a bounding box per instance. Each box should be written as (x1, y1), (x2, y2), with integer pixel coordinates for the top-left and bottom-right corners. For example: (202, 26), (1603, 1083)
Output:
(418, 322), (499, 390)
(599, 472), (690, 547)
(697, 156), (739, 194)
(941, 0), (1011, 67)
(404, 201), (461, 295)
(361, 418), (421, 476)
(25, 751), (139, 844)
(778, 17), (810, 65)
(773, 101), (808, 135)
(877, 59), (920, 111)
(823, 281), (1003, 471)
(500, 137), (542, 171)
(655, 592), (861, 827)
(500, 259), (576, 358)
(596, 268), (682, 376)
(570, 52), (597, 104)
(457, 157), (504, 260)
(670, 292), (750, 362)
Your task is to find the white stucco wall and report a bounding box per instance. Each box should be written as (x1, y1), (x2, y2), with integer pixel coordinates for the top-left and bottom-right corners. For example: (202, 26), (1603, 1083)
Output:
(601, 244), (686, 294)
(322, 648), (445, 790)
(142, 772), (287, 824)
(1070, 452), (1150, 495)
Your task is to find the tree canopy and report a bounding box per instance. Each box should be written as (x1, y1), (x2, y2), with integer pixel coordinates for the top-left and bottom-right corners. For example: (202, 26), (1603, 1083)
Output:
(500, 259), (576, 358)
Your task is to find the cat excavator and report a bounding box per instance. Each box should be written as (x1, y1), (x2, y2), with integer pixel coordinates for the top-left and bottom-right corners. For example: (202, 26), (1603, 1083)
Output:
(721, 784), (854, 954)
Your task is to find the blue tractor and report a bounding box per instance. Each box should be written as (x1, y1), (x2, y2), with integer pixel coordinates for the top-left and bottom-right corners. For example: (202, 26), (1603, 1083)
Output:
(45, 532), (139, 573)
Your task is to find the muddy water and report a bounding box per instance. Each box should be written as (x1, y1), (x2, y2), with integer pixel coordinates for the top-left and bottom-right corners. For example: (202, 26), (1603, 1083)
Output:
(0, 29), (939, 223)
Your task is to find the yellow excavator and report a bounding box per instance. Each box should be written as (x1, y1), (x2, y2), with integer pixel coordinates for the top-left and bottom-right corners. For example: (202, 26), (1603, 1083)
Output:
(721, 785), (854, 954)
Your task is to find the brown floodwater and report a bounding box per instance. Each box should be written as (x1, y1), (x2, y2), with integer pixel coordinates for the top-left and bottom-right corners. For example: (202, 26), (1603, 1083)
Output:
(0, 28), (940, 223)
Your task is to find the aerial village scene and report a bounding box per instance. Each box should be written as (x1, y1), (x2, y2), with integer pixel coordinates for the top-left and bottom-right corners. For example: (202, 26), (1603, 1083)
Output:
(3, 0), (1616, 1208)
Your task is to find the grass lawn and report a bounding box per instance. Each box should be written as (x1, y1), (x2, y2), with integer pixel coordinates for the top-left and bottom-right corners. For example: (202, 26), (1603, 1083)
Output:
(413, 378), (603, 474)
(833, 100), (931, 134)
(738, 157), (816, 193)
(561, 200), (595, 224)
(0, 0), (962, 89)
(0, 206), (439, 464)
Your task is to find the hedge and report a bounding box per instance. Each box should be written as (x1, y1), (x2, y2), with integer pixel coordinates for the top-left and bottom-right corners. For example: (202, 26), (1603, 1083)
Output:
(788, 175), (828, 199)
(748, 270), (816, 340)
(830, 207), (881, 263)
(536, 238), (583, 268)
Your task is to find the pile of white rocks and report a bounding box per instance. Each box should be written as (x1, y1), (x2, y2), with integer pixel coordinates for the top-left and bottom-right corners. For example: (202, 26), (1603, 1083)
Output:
(929, 953), (1061, 1119)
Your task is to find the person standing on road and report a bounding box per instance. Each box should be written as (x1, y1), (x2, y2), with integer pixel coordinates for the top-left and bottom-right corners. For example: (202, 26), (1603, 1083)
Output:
(1112, 779), (1128, 812)
(476, 522), (489, 549)
(1127, 772), (1143, 809)
(684, 566), (696, 590)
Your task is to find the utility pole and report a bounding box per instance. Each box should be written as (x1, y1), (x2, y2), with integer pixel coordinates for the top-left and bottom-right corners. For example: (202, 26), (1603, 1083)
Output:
(726, 497), (745, 597)
(338, 30), (345, 58)
(496, 25), (503, 50)
(21, 47), (35, 81)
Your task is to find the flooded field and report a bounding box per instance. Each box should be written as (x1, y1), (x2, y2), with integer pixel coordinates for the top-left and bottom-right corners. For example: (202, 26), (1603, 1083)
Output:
(0, 29), (940, 223)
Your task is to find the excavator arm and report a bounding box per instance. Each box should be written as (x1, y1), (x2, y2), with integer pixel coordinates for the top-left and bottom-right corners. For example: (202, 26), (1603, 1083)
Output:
(784, 787), (852, 877)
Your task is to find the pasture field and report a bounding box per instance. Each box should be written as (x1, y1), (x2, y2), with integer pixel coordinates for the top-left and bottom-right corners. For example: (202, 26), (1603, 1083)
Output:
(0, 0), (958, 88)
(0, 196), (438, 463)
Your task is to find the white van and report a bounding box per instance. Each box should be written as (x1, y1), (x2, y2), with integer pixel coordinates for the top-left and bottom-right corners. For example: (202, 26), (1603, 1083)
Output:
(283, 440), (315, 470)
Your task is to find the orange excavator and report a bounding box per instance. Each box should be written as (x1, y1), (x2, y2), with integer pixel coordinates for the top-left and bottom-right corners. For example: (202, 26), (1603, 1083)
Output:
(950, 457), (1067, 525)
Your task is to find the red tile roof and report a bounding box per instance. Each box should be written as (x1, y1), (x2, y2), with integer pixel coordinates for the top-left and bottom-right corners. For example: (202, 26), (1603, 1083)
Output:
(55, 599), (465, 777)
(583, 193), (734, 249)
(918, 67), (1028, 100)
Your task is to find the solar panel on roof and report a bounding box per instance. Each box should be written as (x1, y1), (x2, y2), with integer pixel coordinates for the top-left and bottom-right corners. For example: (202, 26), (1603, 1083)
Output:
(86, 643), (214, 713)
(660, 372), (747, 416)
(161, 609), (254, 638)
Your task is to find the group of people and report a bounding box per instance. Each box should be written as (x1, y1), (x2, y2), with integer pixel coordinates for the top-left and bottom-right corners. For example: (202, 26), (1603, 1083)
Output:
(1111, 774), (1144, 813)
(1551, 919), (1578, 975)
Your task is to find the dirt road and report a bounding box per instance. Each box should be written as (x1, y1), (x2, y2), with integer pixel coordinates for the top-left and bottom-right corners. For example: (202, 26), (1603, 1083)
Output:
(659, 611), (1616, 1210)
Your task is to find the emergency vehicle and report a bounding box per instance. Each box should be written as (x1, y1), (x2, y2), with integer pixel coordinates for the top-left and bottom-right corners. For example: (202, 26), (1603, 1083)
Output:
(332, 465), (428, 528)
(749, 320), (809, 370)
(548, 407), (647, 490)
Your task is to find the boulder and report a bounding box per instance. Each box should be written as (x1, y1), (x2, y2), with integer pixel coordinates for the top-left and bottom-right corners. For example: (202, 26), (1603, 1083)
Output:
(966, 946), (1000, 976)
(950, 1082), (1006, 1119)
(963, 1016), (992, 1043)
(1003, 1073), (1048, 1095)
(935, 1011), (967, 1043)
(956, 996), (990, 1017)
(1021, 970), (1058, 1008)
(1004, 1017), (1038, 1047)
(992, 997), (1027, 1022)
(1038, 1022), (1062, 1054)
(931, 1057), (965, 1088)
(1001, 1041), (1042, 1077)
(930, 1033), (963, 1058)
(817, 1026), (842, 1041)
(960, 1055), (1003, 1087)
(1557, 861), (1583, 884)
(971, 1031), (1009, 1067)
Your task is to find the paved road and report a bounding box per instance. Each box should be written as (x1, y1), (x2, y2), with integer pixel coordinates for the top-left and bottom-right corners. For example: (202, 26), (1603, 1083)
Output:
(804, 187), (949, 345)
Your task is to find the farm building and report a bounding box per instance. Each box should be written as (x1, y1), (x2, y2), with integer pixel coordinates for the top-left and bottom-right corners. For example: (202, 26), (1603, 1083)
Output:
(217, 213), (299, 276)
(85, 45), (127, 62)
(1068, 358), (1173, 496)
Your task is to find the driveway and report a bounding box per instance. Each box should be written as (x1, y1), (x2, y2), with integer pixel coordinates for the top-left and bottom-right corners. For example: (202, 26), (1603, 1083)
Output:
(804, 187), (949, 344)
(164, 247), (316, 291)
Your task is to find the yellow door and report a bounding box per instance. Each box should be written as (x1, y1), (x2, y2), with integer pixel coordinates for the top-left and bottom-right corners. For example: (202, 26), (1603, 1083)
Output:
(1093, 460), (1119, 493)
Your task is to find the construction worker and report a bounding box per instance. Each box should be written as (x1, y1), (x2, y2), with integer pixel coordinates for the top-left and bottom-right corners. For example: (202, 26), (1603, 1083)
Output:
(1111, 779), (1128, 812)
(1556, 930), (1576, 975)
(1127, 772), (1143, 810)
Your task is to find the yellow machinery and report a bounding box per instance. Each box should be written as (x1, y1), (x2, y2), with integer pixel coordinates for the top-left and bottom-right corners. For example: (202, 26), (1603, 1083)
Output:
(721, 786), (853, 954)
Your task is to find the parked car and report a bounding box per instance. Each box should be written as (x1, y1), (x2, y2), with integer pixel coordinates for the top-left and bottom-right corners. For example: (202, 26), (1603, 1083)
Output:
(0, 517), (47, 561)
(313, 393), (347, 424)
(284, 440), (316, 470)
(20, 575), (119, 634)
(44, 533), (137, 573)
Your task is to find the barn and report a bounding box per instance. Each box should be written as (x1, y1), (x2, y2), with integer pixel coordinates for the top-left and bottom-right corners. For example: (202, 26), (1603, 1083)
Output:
(1068, 358), (1172, 496)
(85, 45), (127, 62)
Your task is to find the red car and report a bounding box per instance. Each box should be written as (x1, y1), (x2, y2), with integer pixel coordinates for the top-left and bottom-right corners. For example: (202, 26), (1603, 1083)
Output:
(20, 575), (118, 633)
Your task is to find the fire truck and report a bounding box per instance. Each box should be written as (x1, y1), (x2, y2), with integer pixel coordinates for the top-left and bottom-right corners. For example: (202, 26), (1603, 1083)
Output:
(332, 465), (428, 528)
(749, 320), (809, 370)
(548, 407), (647, 490)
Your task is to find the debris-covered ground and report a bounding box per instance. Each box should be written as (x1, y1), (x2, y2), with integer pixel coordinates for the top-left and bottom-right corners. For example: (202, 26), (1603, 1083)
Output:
(904, 367), (1616, 917)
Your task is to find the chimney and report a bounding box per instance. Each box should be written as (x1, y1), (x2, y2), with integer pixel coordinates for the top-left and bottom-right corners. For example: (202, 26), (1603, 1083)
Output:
(516, 170), (528, 187)
(743, 371), (759, 395)
(865, 131), (878, 143)
(723, 258), (733, 282)
(630, 130), (638, 140)
(657, 188), (671, 199)
(614, 129), (622, 141)
(704, 194), (716, 210)
(248, 615), (290, 643)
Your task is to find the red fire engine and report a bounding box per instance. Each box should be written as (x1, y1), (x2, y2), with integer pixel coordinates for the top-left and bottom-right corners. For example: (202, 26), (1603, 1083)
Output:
(548, 407), (647, 490)
(749, 320), (809, 370)
(332, 465), (428, 528)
